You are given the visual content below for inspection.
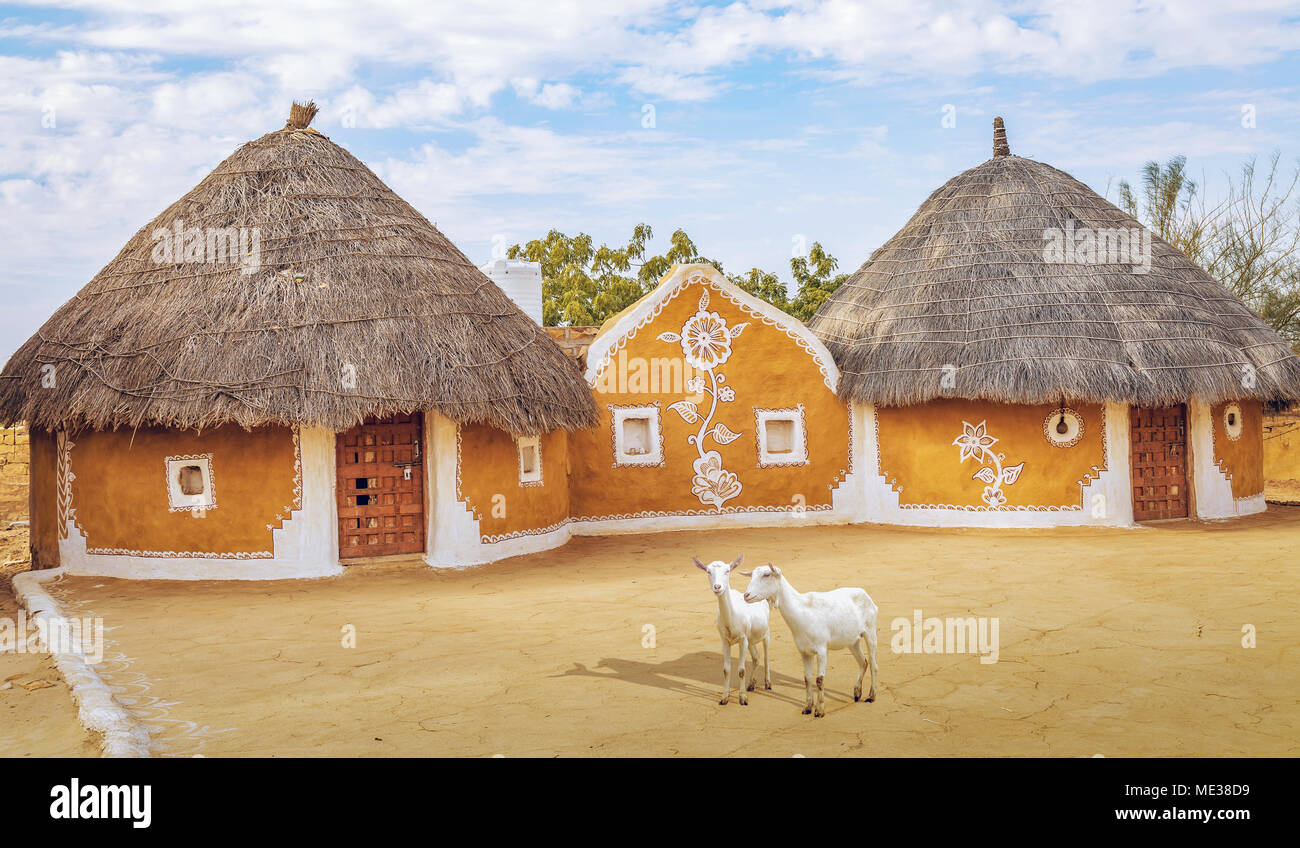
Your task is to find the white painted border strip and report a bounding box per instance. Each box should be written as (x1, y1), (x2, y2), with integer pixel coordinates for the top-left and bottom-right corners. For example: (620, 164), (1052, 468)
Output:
(11, 568), (152, 758)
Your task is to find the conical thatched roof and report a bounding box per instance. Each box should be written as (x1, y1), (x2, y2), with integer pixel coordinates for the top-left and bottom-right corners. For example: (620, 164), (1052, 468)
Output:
(0, 102), (597, 434)
(809, 117), (1300, 407)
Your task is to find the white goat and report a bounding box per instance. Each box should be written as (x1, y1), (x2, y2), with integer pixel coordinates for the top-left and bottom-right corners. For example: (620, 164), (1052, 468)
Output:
(742, 564), (877, 717)
(695, 555), (771, 705)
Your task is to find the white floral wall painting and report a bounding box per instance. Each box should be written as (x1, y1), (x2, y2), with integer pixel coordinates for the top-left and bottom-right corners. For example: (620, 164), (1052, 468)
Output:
(658, 287), (748, 511)
(952, 420), (1025, 507)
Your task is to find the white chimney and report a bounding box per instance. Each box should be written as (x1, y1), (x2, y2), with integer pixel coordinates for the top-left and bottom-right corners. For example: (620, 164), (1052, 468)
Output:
(480, 258), (544, 326)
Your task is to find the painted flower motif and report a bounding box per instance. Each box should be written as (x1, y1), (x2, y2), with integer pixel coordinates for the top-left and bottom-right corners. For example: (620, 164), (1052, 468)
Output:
(691, 450), (742, 511)
(717, 385), (735, 402)
(981, 486), (1007, 507)
(680, 311), (733, 371)
(952, 420), (998, 464)
(686, 375), (706, 394)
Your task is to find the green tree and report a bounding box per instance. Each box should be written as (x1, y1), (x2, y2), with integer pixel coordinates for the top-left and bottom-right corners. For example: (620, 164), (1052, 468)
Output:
(788, 242), (850, 321)
(727, 267), (789, 311)
(508, 224), (720, 325)
(511, 224), (851, 325)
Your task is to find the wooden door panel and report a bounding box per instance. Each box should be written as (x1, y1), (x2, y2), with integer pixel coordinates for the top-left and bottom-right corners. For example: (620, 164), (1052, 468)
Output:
(1129, 405), (1188, 521)
(336, 414), (425, 558)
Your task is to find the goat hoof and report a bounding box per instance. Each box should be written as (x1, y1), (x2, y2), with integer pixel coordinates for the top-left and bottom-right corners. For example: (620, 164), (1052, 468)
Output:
(866, 695), (875, 703)
(719, 698), (729, 705)
(764, 683), (772, 690)
(854, 689), (862, 702)
(739, 697), (748, 706)
(802, 707), (812, 715)
(814, 709), (825, 718)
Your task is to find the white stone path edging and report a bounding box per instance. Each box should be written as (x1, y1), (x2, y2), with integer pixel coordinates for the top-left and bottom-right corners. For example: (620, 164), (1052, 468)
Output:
(12, 568), (151, 758)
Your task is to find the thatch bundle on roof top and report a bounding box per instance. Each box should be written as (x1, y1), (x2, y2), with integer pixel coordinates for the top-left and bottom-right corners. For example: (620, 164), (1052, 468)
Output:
(0, 102), (597, 435)
(809, 117), (1300, 407)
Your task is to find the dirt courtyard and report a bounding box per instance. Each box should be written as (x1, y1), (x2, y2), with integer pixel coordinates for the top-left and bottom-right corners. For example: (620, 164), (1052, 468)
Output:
(6, 510), (1300, 757)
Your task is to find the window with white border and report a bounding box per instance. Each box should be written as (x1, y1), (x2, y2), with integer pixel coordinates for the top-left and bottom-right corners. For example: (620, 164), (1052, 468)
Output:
(1223, 402), (1244, 441)
(165, 454), (216, 512)
(611, 403), (664, 467)
(755, 405), (808, 467)
(517, 435), (543, 486)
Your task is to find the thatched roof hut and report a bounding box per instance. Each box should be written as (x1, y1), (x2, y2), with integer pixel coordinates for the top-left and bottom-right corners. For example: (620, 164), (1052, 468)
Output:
(0, 102), (597, 435)
(809, 117), (1300, 408)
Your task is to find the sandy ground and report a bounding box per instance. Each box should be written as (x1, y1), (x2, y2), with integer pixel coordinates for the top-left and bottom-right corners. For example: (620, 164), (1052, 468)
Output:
(10, 508), (1297, 757)
(0, 525), (101, 757)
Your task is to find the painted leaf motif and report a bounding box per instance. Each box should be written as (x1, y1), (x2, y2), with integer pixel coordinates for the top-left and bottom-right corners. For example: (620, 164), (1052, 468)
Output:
(669, 401), (700, 424)
(699, 290), (710, 311)
(728, 322), (749, 339)
(1001, 463), (1025, 485)
(710, 423), (742, 445)
(657, 331), (681, 343)
(972, 466), (997, 485)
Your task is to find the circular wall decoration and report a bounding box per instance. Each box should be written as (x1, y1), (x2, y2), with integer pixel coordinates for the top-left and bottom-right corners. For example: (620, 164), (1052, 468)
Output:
(1223, 402), (1243, 441)
(1043, 407), (1084, 448)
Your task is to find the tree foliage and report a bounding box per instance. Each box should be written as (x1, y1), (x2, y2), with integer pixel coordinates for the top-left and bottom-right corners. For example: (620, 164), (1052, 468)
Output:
(512, 223), (850, 326)
(507, 225), (719, 326)
(1118, 153), (1300, 349)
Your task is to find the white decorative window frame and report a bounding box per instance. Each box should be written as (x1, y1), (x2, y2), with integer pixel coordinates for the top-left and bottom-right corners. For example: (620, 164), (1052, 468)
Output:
(1223, 402), (1243, 441)
(755, 405), (809, 467)
(165, 453), (216, 513)
(611, 402), (664, 467)
(516, 435), (544, 486)
(1043, 407), (1085, 448)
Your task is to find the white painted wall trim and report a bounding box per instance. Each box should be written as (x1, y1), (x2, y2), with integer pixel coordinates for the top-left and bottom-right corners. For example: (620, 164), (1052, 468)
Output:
(1189, 399), (1264, 519)
(857, 401), (1136, 528)
(422, 413), (574, 568)
(60, 427), (343, 580)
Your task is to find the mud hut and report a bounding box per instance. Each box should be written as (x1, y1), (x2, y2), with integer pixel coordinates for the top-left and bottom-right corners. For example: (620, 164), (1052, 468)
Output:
(809, 118), (1300, 526)
(0, 102), (596, 578)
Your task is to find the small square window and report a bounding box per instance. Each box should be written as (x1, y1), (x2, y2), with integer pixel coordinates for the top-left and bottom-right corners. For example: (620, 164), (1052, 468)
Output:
(178, 465), (206, 496)
(766, 420), (795, 454)
(623, 418), (651, 454)
(166, 454), (216, 512)
(517, 435), (543, 485)
(612, 404), (663, 466)
(755, 406), (808, 466)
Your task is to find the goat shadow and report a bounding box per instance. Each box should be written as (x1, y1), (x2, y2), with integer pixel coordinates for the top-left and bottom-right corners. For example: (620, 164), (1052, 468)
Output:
(558, 651), (857, 706)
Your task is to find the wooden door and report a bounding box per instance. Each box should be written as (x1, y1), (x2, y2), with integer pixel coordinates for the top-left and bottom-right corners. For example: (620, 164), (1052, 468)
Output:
(1129, 405), (1189, 521)
(336, 414), (425, 558)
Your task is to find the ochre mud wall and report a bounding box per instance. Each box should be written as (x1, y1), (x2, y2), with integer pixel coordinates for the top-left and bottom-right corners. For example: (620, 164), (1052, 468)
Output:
(68, 425), (299, 556)
(1211, 401), (1264, 498)
(457, 424), (570, 541)
(876, 400), (1107, 509)
(569, 277), (851, 520)
(1263, 412), (1300, 482)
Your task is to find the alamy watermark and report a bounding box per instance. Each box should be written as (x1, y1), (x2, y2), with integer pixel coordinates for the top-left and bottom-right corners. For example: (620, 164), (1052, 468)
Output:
(1043, 220), (1150, 274)
(1, 611), (104, 664)
(891, 609), (999, 664)
(151, 219), (262, 275)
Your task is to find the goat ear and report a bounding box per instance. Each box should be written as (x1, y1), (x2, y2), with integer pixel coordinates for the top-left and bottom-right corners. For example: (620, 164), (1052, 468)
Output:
(729, 554), (744, 571)
(693, 557), (707, 571)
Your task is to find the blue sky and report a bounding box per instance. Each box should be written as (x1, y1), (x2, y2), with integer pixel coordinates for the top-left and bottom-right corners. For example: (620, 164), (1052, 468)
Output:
(3, 1), (1300, 360)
